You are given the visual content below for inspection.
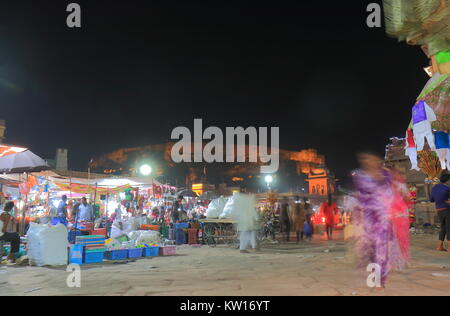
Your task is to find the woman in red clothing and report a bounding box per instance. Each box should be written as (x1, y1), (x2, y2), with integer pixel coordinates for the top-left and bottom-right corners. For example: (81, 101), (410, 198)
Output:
(320, 194), (339, 240)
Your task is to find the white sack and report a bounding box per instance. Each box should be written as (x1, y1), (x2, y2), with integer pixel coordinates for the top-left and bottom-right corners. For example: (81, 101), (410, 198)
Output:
(110, 219), (133, 239)
(27, 223), (68, 267)
(127, 230), (160, 246)
(206, 196), (228, 218)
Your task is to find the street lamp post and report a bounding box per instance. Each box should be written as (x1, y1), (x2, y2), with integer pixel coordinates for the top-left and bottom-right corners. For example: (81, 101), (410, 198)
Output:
(264, 175), (273, 191)
(139, 164), (152, 176)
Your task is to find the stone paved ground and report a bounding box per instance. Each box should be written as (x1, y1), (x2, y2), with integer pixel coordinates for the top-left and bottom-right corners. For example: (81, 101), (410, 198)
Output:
(0, 231), (449, 296)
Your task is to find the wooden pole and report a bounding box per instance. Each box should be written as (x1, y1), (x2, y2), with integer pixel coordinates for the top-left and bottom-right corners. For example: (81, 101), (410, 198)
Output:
(88, 162), (92, 202)
(45, 175), (50, 216)
(106, 192), (109, 218)
(92, 182), (98, 229)
(21, 173), (29, 236)
(69, 172), (72, 200)
(17, 173), (21, 234)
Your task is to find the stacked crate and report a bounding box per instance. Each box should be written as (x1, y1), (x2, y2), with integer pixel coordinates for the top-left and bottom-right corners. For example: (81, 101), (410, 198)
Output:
(75, 235), (105, 264)
(187, 228), (199, 245)
(175, 223), (189, 245)
(92, 228), (107, 236)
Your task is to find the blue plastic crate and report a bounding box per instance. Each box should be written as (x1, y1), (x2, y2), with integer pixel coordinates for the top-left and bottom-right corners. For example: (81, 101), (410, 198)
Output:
(69, 244), (84, 264)
(127, 248), (143, 258)
(175, 223), (189, 229)
(143, 247), (159, 257)
(84, 251), (104, 264)
(176, 229), (186, 245)
(104, 249), (128, 260)
(75, 236), (106, 244)
(85, 247), (105, 253)
(68, 230), (82, 243)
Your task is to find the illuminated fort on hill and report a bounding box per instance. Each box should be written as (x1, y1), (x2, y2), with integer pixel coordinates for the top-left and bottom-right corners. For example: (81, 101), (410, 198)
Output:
(91, 143), (335, 195)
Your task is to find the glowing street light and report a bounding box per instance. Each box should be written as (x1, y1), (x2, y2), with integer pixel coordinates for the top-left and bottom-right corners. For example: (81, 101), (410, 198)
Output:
(139, 164), (152, 176)
(264, 174), (274, 191)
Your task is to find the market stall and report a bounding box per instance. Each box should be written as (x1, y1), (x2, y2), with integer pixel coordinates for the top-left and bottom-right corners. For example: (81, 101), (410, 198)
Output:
(0, 170), (184, 265)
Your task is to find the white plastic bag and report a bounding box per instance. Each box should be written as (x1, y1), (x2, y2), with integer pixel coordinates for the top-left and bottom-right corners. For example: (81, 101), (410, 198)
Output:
(136, 230), (160, 246)
(110, 219), (133, 239)
(220, 192), (244, 219)
(206, 196), (228, 218)
(126, 230), (160, 246)
(137, 215), (150, 226)
(127, 217), (141, 231)
(27, 223), (68, 266)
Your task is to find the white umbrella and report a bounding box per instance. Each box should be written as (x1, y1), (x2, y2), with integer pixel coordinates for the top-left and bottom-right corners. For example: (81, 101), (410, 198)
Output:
(177, 189), (198, 198)
(0, 150), (49, 174)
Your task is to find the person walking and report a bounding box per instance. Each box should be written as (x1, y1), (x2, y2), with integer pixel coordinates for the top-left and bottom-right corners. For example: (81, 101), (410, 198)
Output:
(279, 202), (291, 242)
(319, 194), (339, 240)
(235, 194), (259, 253)
(303, 197), (314, 240)
(291, 199), (306, 243)
(430, 173), (450, 252)
(352, 151), (409, 289)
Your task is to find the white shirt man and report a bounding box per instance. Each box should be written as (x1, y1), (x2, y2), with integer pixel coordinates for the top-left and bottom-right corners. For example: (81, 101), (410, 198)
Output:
(78, 199), (94, 221)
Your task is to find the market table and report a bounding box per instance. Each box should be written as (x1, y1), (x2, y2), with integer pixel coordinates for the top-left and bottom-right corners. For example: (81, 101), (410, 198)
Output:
(198, 219), (239, 247)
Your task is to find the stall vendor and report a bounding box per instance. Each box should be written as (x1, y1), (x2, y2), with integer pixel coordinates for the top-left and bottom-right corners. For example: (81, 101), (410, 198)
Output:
(78, 197), (94, 221)
(54, 195), (68, 225)
(151, 207), (160, 220)
(171, 197), (182, 223)
(159, 205), (166, 223)
(71, 199), (81, 220)
(179, 209), (189, 222)
(0, 202), (21, 262)
(114, 206), (122, 221)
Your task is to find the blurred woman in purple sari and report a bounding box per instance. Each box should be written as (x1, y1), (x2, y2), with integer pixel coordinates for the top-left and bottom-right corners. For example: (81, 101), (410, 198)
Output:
(352, 152), (410, 289)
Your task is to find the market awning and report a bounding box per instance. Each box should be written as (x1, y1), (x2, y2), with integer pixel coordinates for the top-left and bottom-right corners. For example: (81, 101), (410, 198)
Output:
(0, 170), (164, 191)
(53, 182), (135, 195)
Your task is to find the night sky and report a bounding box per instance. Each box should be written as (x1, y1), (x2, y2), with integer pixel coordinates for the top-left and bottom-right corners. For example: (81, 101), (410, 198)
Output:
(0, 0), (430, 179)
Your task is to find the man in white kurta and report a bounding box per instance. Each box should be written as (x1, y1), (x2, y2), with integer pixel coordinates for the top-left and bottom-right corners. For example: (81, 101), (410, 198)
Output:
(78, 197), (94, 221)
(222, 192), (260, 253)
